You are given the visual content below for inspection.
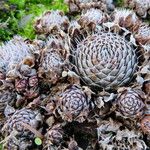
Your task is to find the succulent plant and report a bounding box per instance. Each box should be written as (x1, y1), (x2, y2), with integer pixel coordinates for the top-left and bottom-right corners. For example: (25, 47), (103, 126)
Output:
(142, 80), (150, 97)
(0, 81), (16, 113)
(97, 119), (148, 150)
(135, 22), (150, 45)
(73, 32), (137, 90)
(0, 1), (150, 149)
(78, 8), (108, 31)
(44, 124), (63, 146)
(68, 20), (82, 40)
(29, 75), (39, 87)
(38, 36), (69, 84)
(0, 36), (37, 78)
(34, 10), (69, 35)
(15, 70), (39, 101)
(65, 0), (114, 13)
(15, 78), (28, 93)
(141, 116), (150, 134)
(0, 37), (42, 101)
(58, 85), (91, 122)
(11, 66), (39, 107)
(2, 108), (43, 149)
(115, 89), (145, 118)
(68, 138), (79, 150)
(5, 136), (34, 150)
(125, 0), (150, 18)
(111, 8), (139, 30)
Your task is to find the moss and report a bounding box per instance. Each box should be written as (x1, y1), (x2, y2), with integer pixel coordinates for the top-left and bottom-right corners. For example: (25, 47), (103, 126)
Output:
(114, 0), (125, 7)
(0, 144), (3, 150)
(0, 0), (68, 42)
(9, 0), (26, 8)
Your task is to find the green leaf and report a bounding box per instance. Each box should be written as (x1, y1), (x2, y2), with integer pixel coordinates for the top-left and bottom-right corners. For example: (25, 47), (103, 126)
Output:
(114, 0), (124, 7)
(0, 144), (3, 150)
(9, 0), (26, 8)
(34, 137), (42, 146)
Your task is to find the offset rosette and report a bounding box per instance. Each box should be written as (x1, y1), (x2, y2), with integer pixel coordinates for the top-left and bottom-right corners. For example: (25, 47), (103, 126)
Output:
(58, 85), (90, 122)
(0, 36), (35, 78)
(38, 36), (69, 84)
(141, 116), (150, 134)
(78, 8), (108, 30)
(116, 89), (145, 118)
(44, 124), (63, 146)
(2, 108), (42, 149)
(65, 0), (114, 13)
(0, 36), (41, 101)
(125, 0), (150, 18)
(34, 10), (69, 34)
(135, 22), (150, 45)
(74, 32), (137, 90)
